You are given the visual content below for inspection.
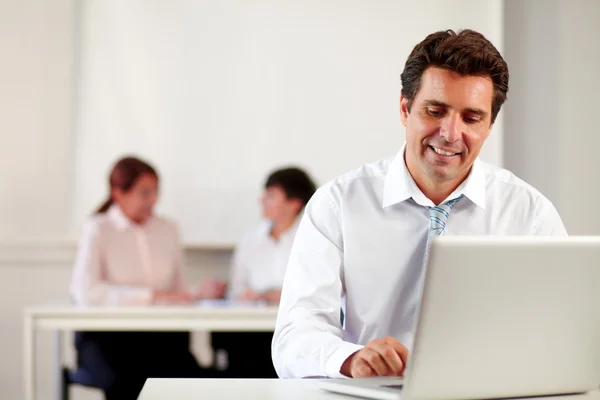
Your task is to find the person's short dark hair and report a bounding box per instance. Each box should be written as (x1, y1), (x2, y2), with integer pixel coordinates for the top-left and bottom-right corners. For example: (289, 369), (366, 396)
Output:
(400, 29), (509, 123)
(265, 167), (316, 208)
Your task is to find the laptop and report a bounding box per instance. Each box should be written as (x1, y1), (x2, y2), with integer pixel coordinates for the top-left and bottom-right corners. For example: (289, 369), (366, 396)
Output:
(320, 236), (600, 400)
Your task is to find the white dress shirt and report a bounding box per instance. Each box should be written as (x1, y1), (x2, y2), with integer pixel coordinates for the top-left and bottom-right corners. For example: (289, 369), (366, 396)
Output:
(70, 205), (186, 306)
(228, 218), (300, 299)
(272, 146), (567, 378)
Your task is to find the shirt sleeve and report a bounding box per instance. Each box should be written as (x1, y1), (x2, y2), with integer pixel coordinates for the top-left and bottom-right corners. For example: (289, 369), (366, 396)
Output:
(70, 219), (152, 306)
(271, 186), (363, 378)
(534, 200), (568, 236)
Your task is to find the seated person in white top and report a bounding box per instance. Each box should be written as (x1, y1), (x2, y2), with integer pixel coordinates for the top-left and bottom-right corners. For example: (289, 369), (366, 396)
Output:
(202, 167), (316, 378)
(271, 29), (567, 380)
(202, 167), (317, 304)
(70, 156), (208, 400)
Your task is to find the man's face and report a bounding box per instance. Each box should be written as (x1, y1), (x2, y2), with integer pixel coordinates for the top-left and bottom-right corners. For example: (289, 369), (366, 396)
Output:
(401, 67), (494, 187)
(261, 185), (301, 221)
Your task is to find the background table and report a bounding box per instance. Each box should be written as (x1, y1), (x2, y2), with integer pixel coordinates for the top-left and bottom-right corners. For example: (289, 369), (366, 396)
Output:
(24, 301), (278, 400)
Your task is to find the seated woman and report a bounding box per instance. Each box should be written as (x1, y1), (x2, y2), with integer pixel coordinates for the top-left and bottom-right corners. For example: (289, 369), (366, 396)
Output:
(70, 156), (207, 400)
(202, 167), (316, 377)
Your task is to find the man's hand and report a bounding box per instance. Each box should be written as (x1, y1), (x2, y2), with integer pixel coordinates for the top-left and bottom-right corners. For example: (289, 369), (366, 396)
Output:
(340, 337), (409, 378)
(195, 278), (227, 300)
(238, 288), (261, 301)
(258, 289), (282, 304)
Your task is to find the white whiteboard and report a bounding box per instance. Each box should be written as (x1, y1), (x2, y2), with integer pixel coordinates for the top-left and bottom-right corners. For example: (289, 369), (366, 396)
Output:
(73, 0), (503, 245)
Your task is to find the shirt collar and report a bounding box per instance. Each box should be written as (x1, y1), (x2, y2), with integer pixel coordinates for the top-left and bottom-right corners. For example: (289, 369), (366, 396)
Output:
(107, 204), (136, 231)
(263, 212), (303, 241)
(382, 143), (487, 210)
(382, 144), (419, 208)
(459, 158), (486, 210)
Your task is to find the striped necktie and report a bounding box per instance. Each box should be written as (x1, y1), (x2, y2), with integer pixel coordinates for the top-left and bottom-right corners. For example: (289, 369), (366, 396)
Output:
(427, 195), (463, 237)
(409, 194), (465, 333)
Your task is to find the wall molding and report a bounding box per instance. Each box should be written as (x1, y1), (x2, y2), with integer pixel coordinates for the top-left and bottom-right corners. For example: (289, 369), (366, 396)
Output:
(0, 242), (76, 266)
(0, 241), (233, 267)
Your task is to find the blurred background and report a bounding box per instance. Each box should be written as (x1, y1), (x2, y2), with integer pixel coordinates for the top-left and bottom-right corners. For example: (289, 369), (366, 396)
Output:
(1, 0), (599, 398)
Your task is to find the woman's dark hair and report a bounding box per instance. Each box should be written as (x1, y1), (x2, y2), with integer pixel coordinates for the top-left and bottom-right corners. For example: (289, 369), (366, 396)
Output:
(96, 156), (158, 214)
(400, 29), (509, 123)
(265, 167), (316, 210)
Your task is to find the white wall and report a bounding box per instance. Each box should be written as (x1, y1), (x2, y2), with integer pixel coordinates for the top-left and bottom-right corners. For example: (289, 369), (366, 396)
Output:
(0, 4), (235, 396)
(0, 4), (80, 395)
(503, 0), (560, 205)
(556, 0), (600, 234)
(0, 0), (505, 245)
(0, 4), (230, 399)
(72, 0), (505, 245)
(0, 0), (75, 242)
(503, 0), (600, 234)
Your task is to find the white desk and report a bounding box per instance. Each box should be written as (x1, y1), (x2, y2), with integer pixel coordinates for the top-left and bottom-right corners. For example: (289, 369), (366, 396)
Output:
(24, 302), (278, 400)
(138, 379), (600, 400)
(138, 378), (351, 400)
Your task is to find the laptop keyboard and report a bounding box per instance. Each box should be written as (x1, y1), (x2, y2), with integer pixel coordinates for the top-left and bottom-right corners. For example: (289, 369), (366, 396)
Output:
(382, 384), (404, 390)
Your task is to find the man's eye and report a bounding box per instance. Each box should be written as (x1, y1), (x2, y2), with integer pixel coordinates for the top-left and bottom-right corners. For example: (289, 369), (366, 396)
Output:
(427, 108), (443, 117)
(464, 116), (481, 124)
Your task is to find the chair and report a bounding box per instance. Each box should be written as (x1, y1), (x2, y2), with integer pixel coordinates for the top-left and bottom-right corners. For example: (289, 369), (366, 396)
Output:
(61, 366), (103, 400)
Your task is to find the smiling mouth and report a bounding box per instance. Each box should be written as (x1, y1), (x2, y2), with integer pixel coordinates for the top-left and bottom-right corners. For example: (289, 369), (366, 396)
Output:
(429, 145), (460, 157)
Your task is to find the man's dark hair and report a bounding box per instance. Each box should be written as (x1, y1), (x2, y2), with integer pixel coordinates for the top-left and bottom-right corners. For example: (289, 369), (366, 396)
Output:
(400, 29), (509, 123)
(265, 167), (316, 208)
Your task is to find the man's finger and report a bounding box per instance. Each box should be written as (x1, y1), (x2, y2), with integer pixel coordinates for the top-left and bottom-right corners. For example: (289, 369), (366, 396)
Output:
(369, 342), (404, 375)
(359, 348), (389, 376)
(383, 337), (409, 365)
(352, 357), (376, 378)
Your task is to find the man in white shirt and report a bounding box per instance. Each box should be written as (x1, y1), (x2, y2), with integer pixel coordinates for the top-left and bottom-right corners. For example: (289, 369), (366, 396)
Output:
(227, 167), (316, 303)
(271, 29), (567, 379)
(200, 167), (317, 303)
(227, 216), (300, 302)
(205, 167), (316, 378)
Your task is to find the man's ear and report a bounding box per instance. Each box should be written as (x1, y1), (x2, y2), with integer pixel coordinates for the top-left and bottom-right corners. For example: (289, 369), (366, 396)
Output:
(290, 198), (303, 216)
(400, 95), (410, 127)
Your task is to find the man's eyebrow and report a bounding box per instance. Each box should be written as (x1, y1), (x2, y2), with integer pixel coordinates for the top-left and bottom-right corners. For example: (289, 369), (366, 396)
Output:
(423, 99), (448, 107)
(465, 107), (488, 117)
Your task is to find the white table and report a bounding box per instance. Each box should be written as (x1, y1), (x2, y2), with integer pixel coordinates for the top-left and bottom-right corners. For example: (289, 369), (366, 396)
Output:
(24, 302), (278, 400)
(138, 378), (351, 400)
(138, 379), (600, 400)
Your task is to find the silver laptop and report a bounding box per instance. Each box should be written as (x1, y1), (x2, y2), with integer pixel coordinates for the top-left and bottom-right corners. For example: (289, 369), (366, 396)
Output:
(320, 236), (600, 400)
